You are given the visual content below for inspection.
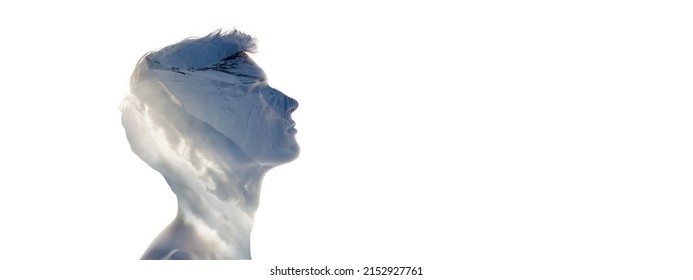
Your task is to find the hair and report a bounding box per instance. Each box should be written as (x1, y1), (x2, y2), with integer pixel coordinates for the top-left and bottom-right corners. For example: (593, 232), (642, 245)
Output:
(130, 29), (257, 87)
(147, 28), (256, 70)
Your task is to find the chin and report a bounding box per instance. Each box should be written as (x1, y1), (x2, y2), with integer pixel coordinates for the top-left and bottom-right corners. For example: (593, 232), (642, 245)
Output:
(254, 144), (300, 167)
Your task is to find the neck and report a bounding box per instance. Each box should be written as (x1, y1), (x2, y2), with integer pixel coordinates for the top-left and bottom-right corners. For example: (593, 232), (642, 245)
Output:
(142, 149), (269, 259)
(173, 161), (267, 259)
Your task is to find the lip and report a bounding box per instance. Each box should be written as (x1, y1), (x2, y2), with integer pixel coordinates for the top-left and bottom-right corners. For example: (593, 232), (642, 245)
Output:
(286, 120), (297, 133)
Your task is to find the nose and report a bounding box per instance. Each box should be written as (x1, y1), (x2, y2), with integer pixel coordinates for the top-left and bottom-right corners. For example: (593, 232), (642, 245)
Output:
(286, 94), (299, 113)
(265, 86), (299, 117)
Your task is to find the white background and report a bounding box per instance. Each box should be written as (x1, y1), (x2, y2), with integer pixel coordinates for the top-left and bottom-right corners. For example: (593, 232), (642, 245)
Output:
(0, 1), (692, 279)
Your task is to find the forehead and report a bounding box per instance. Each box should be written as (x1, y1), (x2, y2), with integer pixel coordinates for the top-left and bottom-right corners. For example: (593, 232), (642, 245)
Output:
(147, 51), (266, 85)
(204, 52), (266, 84)
(148, 50), (268, 102)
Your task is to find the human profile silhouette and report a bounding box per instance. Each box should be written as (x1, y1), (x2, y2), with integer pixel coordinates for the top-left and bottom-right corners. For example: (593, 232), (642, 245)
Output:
(120, 29), (299, 260)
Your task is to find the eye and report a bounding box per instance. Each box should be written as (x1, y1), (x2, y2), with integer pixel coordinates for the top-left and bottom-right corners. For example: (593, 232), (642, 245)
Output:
(247, 81), (268, 95)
